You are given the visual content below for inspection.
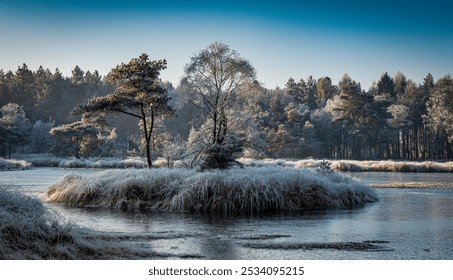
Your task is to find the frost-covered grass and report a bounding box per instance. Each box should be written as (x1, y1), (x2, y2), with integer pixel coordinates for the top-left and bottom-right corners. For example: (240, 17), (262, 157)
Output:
(13, 154), (146, 169)
(56, 157), (146, 169)
(329, 160), (453, 173)
(239, 158), (453, 173)
(0, 184), (162, 259)
(46, 167), (378, 213)
(9, 154), (453, 172)
(0, 158), (31, 171)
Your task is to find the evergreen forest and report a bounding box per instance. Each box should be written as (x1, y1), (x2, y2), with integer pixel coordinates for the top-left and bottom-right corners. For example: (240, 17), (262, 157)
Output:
(1, 46), (453, 162)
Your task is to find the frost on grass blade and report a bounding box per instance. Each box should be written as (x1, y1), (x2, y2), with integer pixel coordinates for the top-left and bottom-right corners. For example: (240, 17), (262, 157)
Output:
(46, 166), (378, 213)
(0, 184), (167, 259)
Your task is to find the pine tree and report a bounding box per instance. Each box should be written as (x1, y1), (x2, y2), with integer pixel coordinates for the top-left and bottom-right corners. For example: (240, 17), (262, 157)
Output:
(74, 54), (174, 168)
(0, 103), (30, 157)
(14, 63), (35, 116)
(377, 72), (396, 98)
(71, 65), (85, 85)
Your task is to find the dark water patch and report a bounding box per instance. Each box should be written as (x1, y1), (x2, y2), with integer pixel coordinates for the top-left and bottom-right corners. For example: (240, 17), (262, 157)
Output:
(176, 254), (205, 259)
(236, 234), (292, 240)
(363, 240), (391, 244)
(243, 241), (394, 251)
(84, 232), (206, 242)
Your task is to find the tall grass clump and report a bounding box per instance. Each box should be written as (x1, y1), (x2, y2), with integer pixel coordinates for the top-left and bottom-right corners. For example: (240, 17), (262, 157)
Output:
(0, 184), (78, 259)
(0, 184), (158, 259)
(47, 167), (378, 213)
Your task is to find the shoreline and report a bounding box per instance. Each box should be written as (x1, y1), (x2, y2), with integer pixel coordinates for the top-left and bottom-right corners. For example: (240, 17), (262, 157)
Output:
(2, 156), (453, 173)
(370, 182), (453, 189)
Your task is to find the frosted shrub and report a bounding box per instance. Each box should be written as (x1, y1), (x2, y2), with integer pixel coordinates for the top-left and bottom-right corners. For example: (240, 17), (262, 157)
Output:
(47, 167), (378, 213)
(199, 141), (244, 170)
(0, 158), (31, 170)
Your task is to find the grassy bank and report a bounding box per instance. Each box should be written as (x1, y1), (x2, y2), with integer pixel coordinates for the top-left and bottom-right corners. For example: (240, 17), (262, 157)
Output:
(13, 154), (146, 169)
(239, 158), (453, 173)
(0, 184), (162, 259)
(0, 159), (31, 170)
(5, 154), (453, 173)
(46, 167), (378, 213)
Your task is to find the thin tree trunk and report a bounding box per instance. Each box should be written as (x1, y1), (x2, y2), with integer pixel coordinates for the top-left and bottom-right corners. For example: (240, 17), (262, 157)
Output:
(414, 127), (419, 160)
(141, 106), (153, 169)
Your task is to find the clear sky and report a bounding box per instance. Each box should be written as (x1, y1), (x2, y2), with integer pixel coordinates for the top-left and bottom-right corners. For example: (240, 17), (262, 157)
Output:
(1, 0), (452, 89)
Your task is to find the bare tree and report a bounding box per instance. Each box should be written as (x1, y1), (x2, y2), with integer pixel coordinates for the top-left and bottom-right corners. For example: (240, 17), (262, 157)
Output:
(181, 42), (256, 169)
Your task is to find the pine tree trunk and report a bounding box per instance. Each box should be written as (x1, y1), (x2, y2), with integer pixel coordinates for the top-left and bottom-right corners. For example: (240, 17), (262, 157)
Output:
(414, 127), (419, 160)
(141, 107), (153, 169)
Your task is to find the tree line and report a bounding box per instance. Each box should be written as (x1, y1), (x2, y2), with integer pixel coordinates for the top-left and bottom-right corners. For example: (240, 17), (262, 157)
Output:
(1, 42), (452, 163)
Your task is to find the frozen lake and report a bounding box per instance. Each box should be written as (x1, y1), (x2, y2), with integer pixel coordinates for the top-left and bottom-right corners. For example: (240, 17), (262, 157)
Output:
(1, 168), (453, 259)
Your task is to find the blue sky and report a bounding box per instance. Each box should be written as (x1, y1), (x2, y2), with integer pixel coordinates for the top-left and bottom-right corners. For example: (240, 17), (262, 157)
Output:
(1, 0), (452, 89)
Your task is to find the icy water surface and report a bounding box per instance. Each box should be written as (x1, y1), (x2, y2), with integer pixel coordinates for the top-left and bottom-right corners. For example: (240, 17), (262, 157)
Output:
(350, 171), (453, 188)
(1, 168), (453, 259)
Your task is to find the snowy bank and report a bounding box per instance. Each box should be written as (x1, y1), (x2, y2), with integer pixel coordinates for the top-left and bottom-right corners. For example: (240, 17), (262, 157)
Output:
(308, 159), (453, 173)
(46, 167), (378, 213)
(13, 154), (146, 169)
(9, 154), (453, 172)
(239, 158), (453, 173)
(0, 184), (165, 259)
(0, 158), (31, 171)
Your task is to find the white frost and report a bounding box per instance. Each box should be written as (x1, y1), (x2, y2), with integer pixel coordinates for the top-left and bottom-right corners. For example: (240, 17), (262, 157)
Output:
(47, 166), (378, 213)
